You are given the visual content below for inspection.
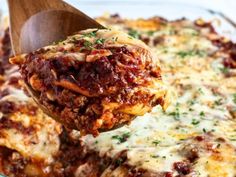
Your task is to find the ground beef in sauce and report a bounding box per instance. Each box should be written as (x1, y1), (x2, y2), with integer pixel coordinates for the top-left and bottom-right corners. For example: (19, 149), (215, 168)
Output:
(10, 28), (167, 136)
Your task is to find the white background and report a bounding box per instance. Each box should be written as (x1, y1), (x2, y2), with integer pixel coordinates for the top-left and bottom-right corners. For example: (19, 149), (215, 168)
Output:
(1, 0), (236, 22)
(68, 0), (236, 22)
(167, 0), (236, 21)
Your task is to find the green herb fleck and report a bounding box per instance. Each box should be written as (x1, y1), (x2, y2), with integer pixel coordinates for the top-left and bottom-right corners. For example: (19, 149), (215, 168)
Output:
(203, 128), (207, 133)
(112, 37), (118, 42)
(128, 29), (140, 39)
(219, 67), (229, 74)
(176, 51), (189, 58)
(168, 109), (180, 120)
(95, 38), (105, 45)
(176, 50), (206, 58)
(69, 37), (78, 43)
(112, 132), (131, 144)
(53, 39), (64, 45)
(147, 31), (155, 36)
(188, 100), (196, 105)
(214, 98), (223, 106)
(198, 88), (204, 94)
(84, 41), (93, 49)
(189, 108), (194, 111)
(83, 30), (98, 38)
(199, 111), (205, 117)
(233, 93), (236, 104)
(191, 31), (199, 36)
(152, 140), (161, 146)
(191, 119), (200, 125)
(150, 154), (159, 158)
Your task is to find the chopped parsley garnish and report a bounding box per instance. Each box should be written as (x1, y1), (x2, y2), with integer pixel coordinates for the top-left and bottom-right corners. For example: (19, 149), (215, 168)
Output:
(150, 154), (159, 158)
(53, 39), (64, 45)
(202, 128), (207, 133)
(189, 108), (194, 111)
(69, 37), (78, 43)
(168, 109), (180, 120)
(152, 140), (161, 146)
(128, 29), (140, 39)
(198, 88), (204, 94)
(191, 31), (199, 36)
(112, 132), (131, 144)
(83, 30), (98, 38)
(188, 100), (196, 106)
(176, 102), (180, 107)
(176, 51), (189, 58)
(176, 50), (206, 58)
(147, 31), (155, 36)
(233, 93), (236, 104)
(214, 98), (223, 106)
(84, 41), (93, 49)
(191, 119), (200, 125)
(199, 111), (205, 117)
(95, 38), (105, 45)
(219, 67), (229, 74)
(112, 37), (118, 42)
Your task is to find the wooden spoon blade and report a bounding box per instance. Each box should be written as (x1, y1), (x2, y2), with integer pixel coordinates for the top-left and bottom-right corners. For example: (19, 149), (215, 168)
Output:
(8, 0), (104, 54)
(20, 10), (104, 53)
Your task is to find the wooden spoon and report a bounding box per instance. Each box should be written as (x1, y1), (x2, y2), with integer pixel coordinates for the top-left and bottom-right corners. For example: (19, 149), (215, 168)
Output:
(7, 0), (104, 55)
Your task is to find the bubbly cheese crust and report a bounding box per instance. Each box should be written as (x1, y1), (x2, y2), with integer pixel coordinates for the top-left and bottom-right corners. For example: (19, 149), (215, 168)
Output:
(81, 16), (236, 176)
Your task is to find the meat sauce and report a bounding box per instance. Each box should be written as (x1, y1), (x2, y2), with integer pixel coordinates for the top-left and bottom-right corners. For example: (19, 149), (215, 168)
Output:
(15, 30), (165, 136)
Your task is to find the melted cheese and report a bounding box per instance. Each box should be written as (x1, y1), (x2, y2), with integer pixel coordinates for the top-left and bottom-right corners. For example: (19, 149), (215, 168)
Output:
(82, 17), (236, 176)
(0, 70), (62, 163)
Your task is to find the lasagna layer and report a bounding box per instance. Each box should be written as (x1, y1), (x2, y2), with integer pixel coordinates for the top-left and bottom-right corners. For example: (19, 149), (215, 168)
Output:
(10, 29), (168, 136)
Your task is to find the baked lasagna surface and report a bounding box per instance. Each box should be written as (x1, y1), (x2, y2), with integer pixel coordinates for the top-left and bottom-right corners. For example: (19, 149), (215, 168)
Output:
(0, 15), (236, 177)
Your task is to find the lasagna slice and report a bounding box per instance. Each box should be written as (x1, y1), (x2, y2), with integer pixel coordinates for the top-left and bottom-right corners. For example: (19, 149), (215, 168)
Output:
(10, 28), (168, 136)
